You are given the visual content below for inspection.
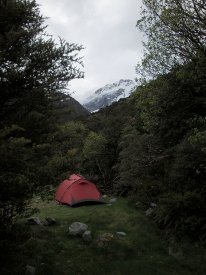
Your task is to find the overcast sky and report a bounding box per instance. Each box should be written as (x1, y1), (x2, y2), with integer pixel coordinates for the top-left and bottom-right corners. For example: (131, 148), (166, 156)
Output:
(38, 0), (144, 102)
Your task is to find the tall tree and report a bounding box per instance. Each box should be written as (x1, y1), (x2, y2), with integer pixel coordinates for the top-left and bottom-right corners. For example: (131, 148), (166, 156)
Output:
(83, 132), (109, 191)
(136, 0), (206, 80)
(0, 0), (84, 125)
(0, 0), (84, 228)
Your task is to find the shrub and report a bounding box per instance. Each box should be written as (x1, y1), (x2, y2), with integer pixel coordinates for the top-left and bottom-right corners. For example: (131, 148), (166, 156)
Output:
(153, 192), (206, 240)
(0, 173), (32, 228)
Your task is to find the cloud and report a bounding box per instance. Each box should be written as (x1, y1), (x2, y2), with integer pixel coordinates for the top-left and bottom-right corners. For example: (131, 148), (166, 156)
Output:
(37, 0), (143, 102)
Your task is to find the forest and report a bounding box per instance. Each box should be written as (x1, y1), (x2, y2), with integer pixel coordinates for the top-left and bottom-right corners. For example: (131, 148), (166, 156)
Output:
(0, 0), (206, 271)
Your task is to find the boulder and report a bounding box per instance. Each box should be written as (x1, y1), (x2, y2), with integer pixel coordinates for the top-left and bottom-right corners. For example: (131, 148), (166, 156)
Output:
(69, 222), (88, 236)
(116, 232), (127, 237)
(135, 201), (141, 208)
(82, 230), (92, 242)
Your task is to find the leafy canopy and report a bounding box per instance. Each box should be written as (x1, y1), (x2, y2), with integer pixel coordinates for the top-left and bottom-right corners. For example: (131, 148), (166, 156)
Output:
(0, 0), (84, 123)
(136, 0), (206, 80)
(0, 0), (84, 228)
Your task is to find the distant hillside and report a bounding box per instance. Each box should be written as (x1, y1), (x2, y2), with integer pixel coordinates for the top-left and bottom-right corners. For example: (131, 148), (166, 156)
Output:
(53, 93), (90, 123)
(83, 79), (136, 112)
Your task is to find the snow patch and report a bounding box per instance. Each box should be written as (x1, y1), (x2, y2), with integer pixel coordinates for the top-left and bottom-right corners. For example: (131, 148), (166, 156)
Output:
(83, 79), (137, 112)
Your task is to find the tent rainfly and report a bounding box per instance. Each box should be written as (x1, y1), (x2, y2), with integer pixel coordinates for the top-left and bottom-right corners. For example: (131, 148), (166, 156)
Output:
(55, 174), (102, 206)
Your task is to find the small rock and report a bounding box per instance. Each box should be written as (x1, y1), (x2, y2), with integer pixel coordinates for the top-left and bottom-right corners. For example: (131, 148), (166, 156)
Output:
(116, 232), (127, 237)
(145, 208), (154, 216)
(107, 203), (113, 206)
(102, 194), (107, 198)
(135, 202), (141, 208)
(43, 217), (56, 226)
(25, 265), (36, 275)
(69, 222), (88, 236)
(109, 198), (117, 203)
(82, 230), (92, 242)
(96, 233), (114, 247)
(150, 203), (157, 208)
(27, 217), (41, 225)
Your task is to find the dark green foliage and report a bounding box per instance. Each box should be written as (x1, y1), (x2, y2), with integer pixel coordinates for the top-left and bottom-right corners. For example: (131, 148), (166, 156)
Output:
(120, 58), (206, 239)
(0, 125), (33, 227)
(0, 0), (84, 130)
(136, 0), (206, 80)
(115, 123), (141, 196)
(134, 59), (206, 146)
(153, 192), (206, 239)
(0, 0), (84, 228)
(51, 92), (90, 123)
(82, 131), (109, 191)
(169, 132), (206, 194)
(0, 0), (83, 121)
(129, 0), (206, 239)
(36, 121), (88, 186)
(84, 98), (136, 191)
(83, 56), (204, 240)
(116, 124), (165, 201)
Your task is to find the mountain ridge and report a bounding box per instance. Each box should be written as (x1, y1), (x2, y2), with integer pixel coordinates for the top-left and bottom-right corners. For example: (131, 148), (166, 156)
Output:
(54, 93), (90, 123)
(83, 79), (136, 112)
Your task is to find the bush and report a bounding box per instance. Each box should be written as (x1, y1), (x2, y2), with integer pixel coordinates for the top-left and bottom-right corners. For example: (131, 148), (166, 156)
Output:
(153, 192), (206, 240)
(169, 131), (206, 194)
(0, 127), (33, 228)
(0, 173), (32, 228)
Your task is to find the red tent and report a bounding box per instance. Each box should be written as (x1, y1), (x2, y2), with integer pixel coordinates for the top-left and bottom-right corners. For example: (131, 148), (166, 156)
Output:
(55, 174), (102, 206)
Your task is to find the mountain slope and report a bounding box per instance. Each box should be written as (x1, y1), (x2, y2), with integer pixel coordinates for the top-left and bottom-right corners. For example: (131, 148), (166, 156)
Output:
(53, 93), (90, 123)
(84, 79), (136, 112)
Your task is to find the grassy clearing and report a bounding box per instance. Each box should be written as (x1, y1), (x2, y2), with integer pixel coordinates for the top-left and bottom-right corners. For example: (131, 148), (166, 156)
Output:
(1, 197), (206, 275)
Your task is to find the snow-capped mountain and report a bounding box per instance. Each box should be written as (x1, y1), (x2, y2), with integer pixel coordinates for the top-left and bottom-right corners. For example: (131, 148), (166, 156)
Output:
(83, 79), (136, 112)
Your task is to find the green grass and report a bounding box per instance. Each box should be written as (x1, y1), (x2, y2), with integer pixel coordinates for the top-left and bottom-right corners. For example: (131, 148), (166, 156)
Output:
(1, 197), (206, 275)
